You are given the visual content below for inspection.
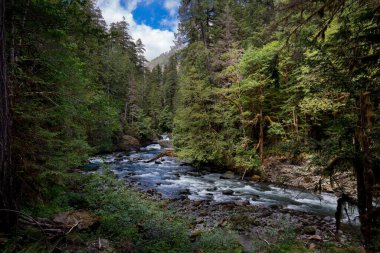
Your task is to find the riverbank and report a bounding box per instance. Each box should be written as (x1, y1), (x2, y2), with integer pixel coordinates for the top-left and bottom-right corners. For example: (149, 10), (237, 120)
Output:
(1, 170), (362, 253)
(1, 141), (363, 253)
(130, 181), (362, 253)
(262, 157), (357, 198)
(1, 172), (242, 253)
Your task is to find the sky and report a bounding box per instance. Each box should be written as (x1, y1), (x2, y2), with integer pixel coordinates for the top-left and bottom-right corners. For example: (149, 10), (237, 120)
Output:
(96, 0), (180, 61)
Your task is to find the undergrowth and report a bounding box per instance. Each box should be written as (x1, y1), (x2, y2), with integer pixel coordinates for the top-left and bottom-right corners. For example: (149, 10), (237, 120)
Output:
(0, 170), (243, 253)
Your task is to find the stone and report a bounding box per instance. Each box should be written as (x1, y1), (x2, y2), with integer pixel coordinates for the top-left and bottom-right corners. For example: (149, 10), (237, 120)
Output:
(196, 217), (204, 224)
(119, 135), (141, 151)
(304, 177), (312, 183)
(220, 171), (235, 179)
(187, 171), (201, 177)
(206, 187), (217, 191)
(146, 189), (157, 195)
(179, 189), (191, 195)
(218, 220), (228, 227)
(258, 210), (272, 218)
(52, 211), (100, 230)
(269, 204), (282, 210)
(242, 200), (250, 206)
(308, 242), (317, 250)
(251, 194), (260, 201)
(190, 229), (202, 239)
(251, 175), (261, 182)
(157, 140), (173, 149)
(193, 200), (203, 207)
(222, 189), (234, 195)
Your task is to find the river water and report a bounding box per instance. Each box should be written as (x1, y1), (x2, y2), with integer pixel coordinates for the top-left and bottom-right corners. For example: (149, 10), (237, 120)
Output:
(88, 143), (358, 220)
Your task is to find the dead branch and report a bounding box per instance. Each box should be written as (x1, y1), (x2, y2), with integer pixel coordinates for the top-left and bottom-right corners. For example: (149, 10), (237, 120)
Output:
(144, 150), (176, 163)
(256, 231), (270, 246)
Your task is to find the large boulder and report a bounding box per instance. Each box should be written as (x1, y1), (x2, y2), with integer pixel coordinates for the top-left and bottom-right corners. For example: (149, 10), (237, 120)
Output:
(220, 171), (235, 180)
(157, 140), (173, 149)
(119, 135), (141, 151)
(250, 175), (261, 182)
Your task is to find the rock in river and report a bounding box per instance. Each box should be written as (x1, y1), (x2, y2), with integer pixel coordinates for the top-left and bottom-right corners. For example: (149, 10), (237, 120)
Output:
(119, 135), (141, 151)
(222, 189), (234, 195)
(251, 194), (260, 201)
(220, 171), (235, 179)
(251, 175), (261, 182)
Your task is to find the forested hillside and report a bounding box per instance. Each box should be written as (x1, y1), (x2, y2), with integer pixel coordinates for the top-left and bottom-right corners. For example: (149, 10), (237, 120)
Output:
(0, 0), (379, 252)
(173, 1), (380, 250)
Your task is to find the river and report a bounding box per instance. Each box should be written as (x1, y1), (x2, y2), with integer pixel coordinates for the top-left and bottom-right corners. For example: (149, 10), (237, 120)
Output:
(87, 142), (358, 221)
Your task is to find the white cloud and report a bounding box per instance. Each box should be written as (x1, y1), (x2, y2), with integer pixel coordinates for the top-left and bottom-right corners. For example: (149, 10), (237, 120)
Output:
(163, 0), (180, 17)
(160, 18), (179, 32)
(96, 0), (176, 61)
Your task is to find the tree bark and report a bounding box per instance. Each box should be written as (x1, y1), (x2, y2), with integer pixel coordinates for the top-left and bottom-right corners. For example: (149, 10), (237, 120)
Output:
(355, 92), (378, 251)
(0, 0), (17, 232)
(259, 109), (264, 162)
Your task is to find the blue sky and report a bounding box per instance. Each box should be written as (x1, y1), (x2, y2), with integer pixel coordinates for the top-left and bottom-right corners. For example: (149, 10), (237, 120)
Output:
(97, 0), (179, 60)
(127, 0), (177, 31)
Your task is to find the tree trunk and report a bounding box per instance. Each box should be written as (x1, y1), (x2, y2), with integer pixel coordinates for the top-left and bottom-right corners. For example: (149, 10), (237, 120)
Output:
(355, 92), (378, 252)
(293, 108), (299, 141)
(259, 109), (264, 162)
(9, 0), (15, 64)
(0, 0), (17, 232)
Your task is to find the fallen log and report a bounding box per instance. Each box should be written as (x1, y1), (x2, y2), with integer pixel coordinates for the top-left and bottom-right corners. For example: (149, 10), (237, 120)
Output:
(144, 150), (176, 163)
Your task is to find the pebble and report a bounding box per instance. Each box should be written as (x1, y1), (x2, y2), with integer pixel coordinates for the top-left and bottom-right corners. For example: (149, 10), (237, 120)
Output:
(195, 217), (204, 224)
(193, 200), (203, 207)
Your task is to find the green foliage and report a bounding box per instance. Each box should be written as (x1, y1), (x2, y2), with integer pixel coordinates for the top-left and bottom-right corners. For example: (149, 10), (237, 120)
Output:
(127, 108), (155, 142)
(159, 106), (174, 132)
(174, 42), (226, 165)
(194, 229), (243, 253)
(174, 0), (379, 248)
(267, 240), (308, 253)
(233, 138), (261, 173)
(4, 0), (380, 251)
(82, 174), (192, 252)
(6, 172), (249, 253)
